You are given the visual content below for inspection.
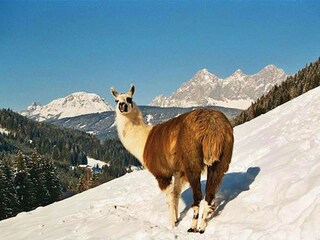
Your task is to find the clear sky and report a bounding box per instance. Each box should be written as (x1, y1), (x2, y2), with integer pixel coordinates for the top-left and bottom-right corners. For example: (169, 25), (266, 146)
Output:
(1, 0), (320, 111)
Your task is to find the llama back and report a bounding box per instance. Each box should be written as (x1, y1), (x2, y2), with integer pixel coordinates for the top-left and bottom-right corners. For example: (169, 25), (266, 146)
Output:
(143, 109), (233, 173)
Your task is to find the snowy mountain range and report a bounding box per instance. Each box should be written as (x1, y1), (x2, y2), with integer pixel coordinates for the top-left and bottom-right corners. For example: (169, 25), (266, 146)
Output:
(150, 65), (287, 109)
(2, 86), (320, 240)
(19, 65), (285, 123)
(20, 92), (114, 121)
(18, 92), (241, 140)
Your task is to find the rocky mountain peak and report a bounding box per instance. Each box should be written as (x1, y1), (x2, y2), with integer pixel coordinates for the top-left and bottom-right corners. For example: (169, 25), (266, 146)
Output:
(20, 92), (113, 122)
(150, 65), (287, 109)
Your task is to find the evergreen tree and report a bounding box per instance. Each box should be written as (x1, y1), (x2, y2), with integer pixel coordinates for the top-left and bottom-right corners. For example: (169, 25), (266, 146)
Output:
(14, 152), (34, 212)
(28, 149), (50, 206)
(80, 153), (88, 165)
(0, 157), (19, 220)
(43, 157), (62, 203)
(0, 163), (10, 220)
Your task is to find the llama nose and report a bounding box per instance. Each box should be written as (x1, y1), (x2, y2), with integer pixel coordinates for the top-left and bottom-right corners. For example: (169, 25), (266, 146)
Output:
(119, 102), (128, 112)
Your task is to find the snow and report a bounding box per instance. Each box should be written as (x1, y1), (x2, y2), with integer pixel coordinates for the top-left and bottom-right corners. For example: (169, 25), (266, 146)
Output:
(1, 87), (320, 239)
(87, 157), (108, 168)
(145, 114), (154, 125)
(86, 131), (98, 136)
(150, 65), (286, 110)
(79, 157), (108, 169)
(205, 97), (254, 110)
(20, 92), (114, 122)
(0, 126), (10, 135)
(126, 165), (144, 172)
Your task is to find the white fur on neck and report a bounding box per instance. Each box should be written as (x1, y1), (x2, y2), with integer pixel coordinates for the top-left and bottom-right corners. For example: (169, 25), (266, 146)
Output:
(115, 103), (152, 164)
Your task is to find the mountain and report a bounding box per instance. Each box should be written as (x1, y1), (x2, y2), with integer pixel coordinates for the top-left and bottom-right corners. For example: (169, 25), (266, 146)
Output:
(233, 57), (320, 126)
(150, 65), (287, 109)
(20, 92), (114, 121)
(48, 105), (242, 140)
(18, 92), (241, 141)
(1, 86), (319, 239)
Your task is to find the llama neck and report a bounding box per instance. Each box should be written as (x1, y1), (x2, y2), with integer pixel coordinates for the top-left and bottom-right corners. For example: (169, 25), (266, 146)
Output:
(115, 104), (152, 164)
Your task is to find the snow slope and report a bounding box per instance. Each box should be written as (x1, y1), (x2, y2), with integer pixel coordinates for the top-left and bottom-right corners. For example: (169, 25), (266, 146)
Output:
(1, 87), (320, 240)
(20, 92), (114, 121)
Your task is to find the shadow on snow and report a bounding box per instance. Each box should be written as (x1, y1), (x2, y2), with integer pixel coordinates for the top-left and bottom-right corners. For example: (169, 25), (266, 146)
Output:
(179, 166), (260, 221)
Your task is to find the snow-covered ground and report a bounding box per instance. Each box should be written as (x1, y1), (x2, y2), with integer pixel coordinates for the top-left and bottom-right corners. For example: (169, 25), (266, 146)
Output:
(79, 157), (108, 169)
(1, 87), (320, 240)
(0, 126), (10, 135)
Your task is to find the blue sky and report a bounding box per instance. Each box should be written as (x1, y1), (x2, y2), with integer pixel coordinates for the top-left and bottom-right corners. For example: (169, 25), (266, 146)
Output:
(1, 1), (320, 111)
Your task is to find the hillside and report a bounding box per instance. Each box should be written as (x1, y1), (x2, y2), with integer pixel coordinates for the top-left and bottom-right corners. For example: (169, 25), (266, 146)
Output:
(233, 57), (320, 126)
(0, 109), (139, 206)
(1, 86), (319, 239)
(150, 65), (286, 109)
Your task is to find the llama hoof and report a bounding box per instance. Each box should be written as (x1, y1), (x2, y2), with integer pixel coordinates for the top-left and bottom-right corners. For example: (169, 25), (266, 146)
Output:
(187, 228), (197, 233)
(199, 229), (205, 234)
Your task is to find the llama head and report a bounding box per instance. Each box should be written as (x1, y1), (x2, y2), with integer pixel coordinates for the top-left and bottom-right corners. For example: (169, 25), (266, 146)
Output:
(110, 84), (135, 114)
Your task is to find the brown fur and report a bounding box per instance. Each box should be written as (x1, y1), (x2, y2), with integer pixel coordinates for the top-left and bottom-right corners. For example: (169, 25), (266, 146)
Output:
(143, 109), (233, 192)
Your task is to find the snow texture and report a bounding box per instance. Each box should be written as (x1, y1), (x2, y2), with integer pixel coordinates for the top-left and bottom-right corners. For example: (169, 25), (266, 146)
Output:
(1, 87), (320, 239)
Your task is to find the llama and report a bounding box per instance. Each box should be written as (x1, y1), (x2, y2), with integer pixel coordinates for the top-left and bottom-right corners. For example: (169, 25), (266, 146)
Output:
(110, 84), (234, 233)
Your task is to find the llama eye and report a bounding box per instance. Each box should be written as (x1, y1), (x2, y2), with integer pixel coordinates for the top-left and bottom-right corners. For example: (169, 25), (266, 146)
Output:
(115, 100), (119, 103)
(126, 97), (132, 104)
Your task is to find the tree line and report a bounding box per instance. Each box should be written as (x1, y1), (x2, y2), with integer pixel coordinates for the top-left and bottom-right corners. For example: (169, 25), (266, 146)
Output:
(0, 150), (62, 220)
(232, 57), (320, 126)
(0, 109), (141, 221)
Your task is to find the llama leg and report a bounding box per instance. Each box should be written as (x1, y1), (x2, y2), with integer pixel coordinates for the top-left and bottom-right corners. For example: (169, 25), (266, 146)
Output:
(186, 175), (202, 233)
(199, 162), (222, 233)
(156, 176), (177, 228)
(165, 183), (177, 228)
(173, 172), (183, 224)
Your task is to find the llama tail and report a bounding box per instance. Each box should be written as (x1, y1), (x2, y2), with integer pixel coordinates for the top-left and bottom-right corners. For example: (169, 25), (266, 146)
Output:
(202, 130), (233, 167)
(202, 133), (223, 166)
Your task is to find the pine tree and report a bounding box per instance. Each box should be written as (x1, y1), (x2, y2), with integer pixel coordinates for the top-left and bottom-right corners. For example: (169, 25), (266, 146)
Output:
(0, 163), (10, 220)
(0, 157), (19, 220)
(80, 153), (88, 165)
(43, 158), (62, 203)
(28, 149), (50, 206)
(14, 152), (34, 212)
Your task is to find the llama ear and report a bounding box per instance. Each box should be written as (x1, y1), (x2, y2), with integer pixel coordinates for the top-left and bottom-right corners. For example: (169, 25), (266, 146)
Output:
(128, 84), (135, 97)
(110, 86), (119, 98)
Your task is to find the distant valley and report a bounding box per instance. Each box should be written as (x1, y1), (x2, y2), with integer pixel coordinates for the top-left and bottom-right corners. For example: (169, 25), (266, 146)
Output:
(48, 105), (242, 140)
